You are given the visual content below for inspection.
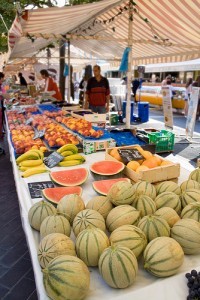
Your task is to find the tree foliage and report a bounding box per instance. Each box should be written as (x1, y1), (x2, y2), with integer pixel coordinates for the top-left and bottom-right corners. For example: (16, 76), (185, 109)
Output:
(0, 0), (58, 53)
(69, 0), (100, 4)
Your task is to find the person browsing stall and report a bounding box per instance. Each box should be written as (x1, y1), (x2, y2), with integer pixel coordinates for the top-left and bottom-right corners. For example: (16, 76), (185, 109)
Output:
(18, 72), (27, 86)
(84, 65), (110, 113)
(40, 69), (62, 102)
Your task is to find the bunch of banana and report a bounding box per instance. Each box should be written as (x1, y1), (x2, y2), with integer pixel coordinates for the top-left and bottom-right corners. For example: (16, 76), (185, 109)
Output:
(16, 149), (47, 176)
(21, 165), (49, 178)
(58, 154), (85, 167)
(57, 144), (78, 156)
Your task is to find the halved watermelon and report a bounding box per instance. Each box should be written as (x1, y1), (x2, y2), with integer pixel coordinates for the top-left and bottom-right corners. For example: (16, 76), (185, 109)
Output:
(50, 168), (88, 186)
(93, 178), (131, 196)
(90, 160), (125, 181)
(42, 186), (82, 205)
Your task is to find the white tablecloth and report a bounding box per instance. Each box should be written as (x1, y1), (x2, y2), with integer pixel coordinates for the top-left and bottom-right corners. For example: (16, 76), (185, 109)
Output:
(6, 123), (199, 300)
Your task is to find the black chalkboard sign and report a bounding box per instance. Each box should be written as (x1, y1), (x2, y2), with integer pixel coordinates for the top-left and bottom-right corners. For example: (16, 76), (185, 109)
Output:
(43, 151), (64, 168)
(28, 181), (54, 199)
(118, 148), (144, 164)
(33, 130), (45, 140)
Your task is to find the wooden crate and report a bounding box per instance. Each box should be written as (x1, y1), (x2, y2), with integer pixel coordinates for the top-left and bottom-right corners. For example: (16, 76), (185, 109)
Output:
(71, 110), (106, 128)
(105, 145), (180, 183)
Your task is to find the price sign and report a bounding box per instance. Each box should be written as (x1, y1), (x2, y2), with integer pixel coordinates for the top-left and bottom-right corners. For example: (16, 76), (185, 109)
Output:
(28, 181), (55, 199)
(25, 117), (33, 125)
(118, 148), (144, 164)
(33, 130), (45, 140)
(44, 151), (64, 168)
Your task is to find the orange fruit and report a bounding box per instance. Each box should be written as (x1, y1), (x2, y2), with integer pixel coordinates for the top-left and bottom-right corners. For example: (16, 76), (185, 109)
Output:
(136, 165), (149, 173)
(142, 157), (160, 169)
(160, 160), (173, 166)
(127, 160), (140, 171)
(142, 150), (153, 160)
(110, 148), (122, 162)
(153, 155), (162, 166)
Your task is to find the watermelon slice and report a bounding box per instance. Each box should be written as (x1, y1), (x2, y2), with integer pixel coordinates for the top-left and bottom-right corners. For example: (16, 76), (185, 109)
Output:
(50, 168), (88, 186)
(42, 186), (82, 205)
(92, 178), (131, 196)
(90, 160), (125, 181)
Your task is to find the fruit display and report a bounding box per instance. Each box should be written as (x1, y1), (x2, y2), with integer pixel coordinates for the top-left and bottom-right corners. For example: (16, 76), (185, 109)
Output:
(154, 191), (181, 213)
(180, 188), (200, 207)
(86, 196), (113, 219)
(42, 255), (90, 300)
(56, 116), (104, 138)
(131, 195), (157, 217)
(38, 233), (76, 268)
(106, 181), (135, 206)
(42, 186), (83, 205)
(132, 181), (157, 200)
(50, 168), (88, 186)
(180, 179), (200, 191)
(75, 228), (110, 267)
(155, 180), (181, 195)
(185, 269), (200, 299)
(92, 178), (130, 196)
(154, 207), (180, 227)
(181, 202), (200, 222)
(40, 215), (71, 238)
(189, 168), (200, 183)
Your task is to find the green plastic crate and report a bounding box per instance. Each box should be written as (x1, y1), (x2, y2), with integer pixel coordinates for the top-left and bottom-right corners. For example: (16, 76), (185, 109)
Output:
(147, 130), (175, 153)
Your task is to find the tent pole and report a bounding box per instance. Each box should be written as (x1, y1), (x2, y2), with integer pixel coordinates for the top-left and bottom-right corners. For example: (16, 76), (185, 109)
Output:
(126, 1), (133, 129)
(67, 40), (71, 103)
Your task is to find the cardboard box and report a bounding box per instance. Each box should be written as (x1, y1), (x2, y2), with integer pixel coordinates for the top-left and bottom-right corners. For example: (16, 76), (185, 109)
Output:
(83, 139), (116, 155)
(72, 110), (106, 128)
(105, 145), (180, 183)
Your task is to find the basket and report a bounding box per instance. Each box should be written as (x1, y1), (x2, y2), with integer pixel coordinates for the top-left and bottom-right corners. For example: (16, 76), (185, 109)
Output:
(147, 130), (175, 153)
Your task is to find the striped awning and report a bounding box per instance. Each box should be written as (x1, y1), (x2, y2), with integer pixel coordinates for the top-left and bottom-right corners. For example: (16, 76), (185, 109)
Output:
(8, 0), (200, 65)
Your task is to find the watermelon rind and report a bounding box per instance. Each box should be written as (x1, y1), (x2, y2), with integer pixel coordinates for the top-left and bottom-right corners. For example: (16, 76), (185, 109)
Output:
(90, 160), (125, 181)
(92, 178), (131, 195)
(42, 186), (82, 205)
(50, 168), (88, 187)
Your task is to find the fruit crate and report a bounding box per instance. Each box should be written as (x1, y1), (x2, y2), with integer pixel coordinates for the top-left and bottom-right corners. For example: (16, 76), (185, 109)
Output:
(105, 145), (180, 183)
(147, 130), (175, 153)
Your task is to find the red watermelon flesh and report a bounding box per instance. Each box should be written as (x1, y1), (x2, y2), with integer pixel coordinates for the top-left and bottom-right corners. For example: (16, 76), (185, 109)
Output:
(90, 161), (124, 175)
(50, 168), (88, 186)
(42, 186), (82, 204)
(92, 178), (130, 196)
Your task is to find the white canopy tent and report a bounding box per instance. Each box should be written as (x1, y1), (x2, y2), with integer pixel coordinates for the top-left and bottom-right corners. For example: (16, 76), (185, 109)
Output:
(7, 0), (200, 127)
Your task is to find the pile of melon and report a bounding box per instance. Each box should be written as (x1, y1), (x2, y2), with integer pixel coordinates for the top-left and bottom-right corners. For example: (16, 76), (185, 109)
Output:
(109, 145), (173, 173)
(27, 167), (200, 300)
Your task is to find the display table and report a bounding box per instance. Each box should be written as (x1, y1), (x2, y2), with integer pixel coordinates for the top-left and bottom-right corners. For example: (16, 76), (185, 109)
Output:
(6, 121), (198, 300)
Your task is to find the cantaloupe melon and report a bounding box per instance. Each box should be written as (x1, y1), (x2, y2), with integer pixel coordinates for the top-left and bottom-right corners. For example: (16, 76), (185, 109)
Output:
(57, 194), (85, 225)
(98, 245), (138, 289)
(154, 192), (181, 214)
(40, 215), (71, 239)
(131, 195), (157, 217)
(171, 218), (200, 254)
(106, 181), (135, 206)
(73, 209), (106, 237)
(86, 196), (113, 219)
(28, 200), (57, 231)
(189, 168), (200, 183)
(138, 215), (170, 242)
(75, 228), (109, 267)
(132, 181), (156, 201)
(156, 181), (181, 195)
(154, 207), (180, 227)
(106, 205), (140, 232)
(181, 202), (200, 222)
(180, 179), (200, 192)
(180, 189), (200, 208)
(109, 225), (147, 258)
(143, 237), (184, 277)
(38, 233), (76, 268)
(43, 255), (90, 300)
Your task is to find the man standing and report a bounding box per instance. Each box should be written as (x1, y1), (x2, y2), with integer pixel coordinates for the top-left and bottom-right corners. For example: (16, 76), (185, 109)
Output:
(84, 65), (110, 113)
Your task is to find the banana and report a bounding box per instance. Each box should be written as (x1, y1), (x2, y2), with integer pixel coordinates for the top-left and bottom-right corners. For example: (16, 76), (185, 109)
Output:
(30, 149), (44, 159)
(57, 144), (78, 154)
(58, 160), (84, 167)
(20, 159), (43, 167)
(16, 151), (40, 165)
(61, 150), (74, 157)
(21, 166), (49, 178)
(62, 154), (85, 162)
(19, 163), (45, 172)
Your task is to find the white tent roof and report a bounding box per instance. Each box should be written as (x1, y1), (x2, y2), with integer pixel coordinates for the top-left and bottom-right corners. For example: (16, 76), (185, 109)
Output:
(145, 58), (200, 73)
(8, 0), (200, 65)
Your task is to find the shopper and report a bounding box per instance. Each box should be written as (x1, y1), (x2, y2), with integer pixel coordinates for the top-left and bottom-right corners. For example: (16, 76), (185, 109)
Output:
(40, 69), (62, 101)
(184, 78), (193, 116)
(0, 72), (5, 138)
(84, 65), (110, 113)
(18, 72), (27, 86)
(192, 75), (200, 120)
